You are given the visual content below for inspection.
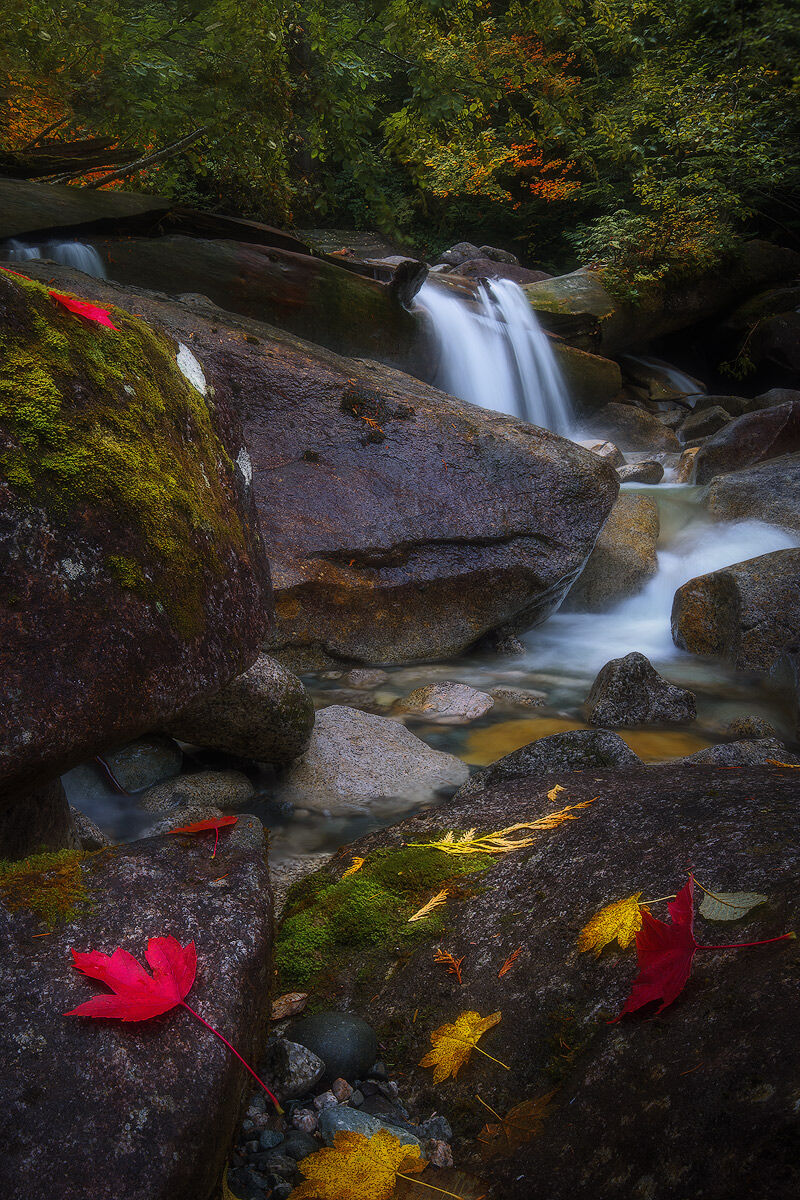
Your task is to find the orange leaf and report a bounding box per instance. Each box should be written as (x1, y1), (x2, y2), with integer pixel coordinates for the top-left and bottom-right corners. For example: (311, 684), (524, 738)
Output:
(166, 815), (238, 858)
(434, 948), (465, 984)
(497, 946), (522, 977)
(476, 1093), (554, 1160)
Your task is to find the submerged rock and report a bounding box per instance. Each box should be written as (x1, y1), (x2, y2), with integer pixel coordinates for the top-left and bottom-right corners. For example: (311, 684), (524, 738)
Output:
(393, 682), (494, 724)
(103, 735), (183, 792)
(166, 653), (314, 765)
(565, 493), (660, 611)
(0, 816), (272, 1200)
(138, 770), (255, 812)
(277, 705), (467, 815)
(585, 652), (696, 727)
(671, 549), (800, 672)
(0, 270), (271, 804)
(12, 261), (619, 667)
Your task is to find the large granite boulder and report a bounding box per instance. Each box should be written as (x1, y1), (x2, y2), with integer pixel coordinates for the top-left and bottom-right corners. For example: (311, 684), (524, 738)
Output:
(0, 177), (170, 241)
(0, 816), (272, 1200)
(585, 651), (696, 727)
(706, 453), (800, 532)
(550, 344), (622, 412)
(456, 728), (642, 798)
(166, 653), (314, 765)
(565, 493), (659, 611)
(17, 261), (618, 666)
(0, 270), (271, 802)
(584, 401), (680, 451)
(693, 401), (800, 484)
(671, 549), (800, 672)
(276, 764), (800, 1200)
(277, 705), (468, 815)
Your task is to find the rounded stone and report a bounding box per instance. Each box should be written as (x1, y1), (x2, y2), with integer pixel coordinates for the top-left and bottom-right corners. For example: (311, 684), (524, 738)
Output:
(137, 770), (255, 812)
(281, 1131), (319, 1161)
(287, 1011), (379, 1086)
(104, 734), (183, 792)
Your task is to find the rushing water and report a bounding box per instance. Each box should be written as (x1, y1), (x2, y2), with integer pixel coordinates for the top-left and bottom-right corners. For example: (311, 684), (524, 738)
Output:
(3, 238), (106, 278)
(415, 278), (572, 434)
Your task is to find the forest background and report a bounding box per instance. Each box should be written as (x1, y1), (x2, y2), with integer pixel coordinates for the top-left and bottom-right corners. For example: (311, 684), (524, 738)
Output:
(2, 0), (799, 289)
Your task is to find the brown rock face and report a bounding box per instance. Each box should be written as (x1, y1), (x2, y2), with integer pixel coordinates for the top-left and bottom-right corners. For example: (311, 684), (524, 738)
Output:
(0, 780), (77, 860)
(565, 493), (659, 611)
(585, 401), (681, 451)
(17, 262), (619, 666)
(693, 401), (800, 483)
(706, 452), (800, 532)
(285, 766), (800, 1200)
(0, 816), (272, 1200)
(671, 549), (800, 672)
(0, 271), (271, 800)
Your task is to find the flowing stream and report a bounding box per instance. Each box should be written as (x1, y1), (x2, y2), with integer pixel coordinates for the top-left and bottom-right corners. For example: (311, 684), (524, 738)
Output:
(3, 238), (106, 278)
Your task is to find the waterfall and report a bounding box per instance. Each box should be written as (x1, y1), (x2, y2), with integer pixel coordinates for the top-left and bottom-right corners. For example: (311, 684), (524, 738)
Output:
(3, 239), (106, 279)
(415, 277), (572, 435)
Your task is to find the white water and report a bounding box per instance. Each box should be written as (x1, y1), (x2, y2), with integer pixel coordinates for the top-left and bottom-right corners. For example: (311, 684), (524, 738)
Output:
(3, 238), (106, 278)
(416, 277), (572, 434)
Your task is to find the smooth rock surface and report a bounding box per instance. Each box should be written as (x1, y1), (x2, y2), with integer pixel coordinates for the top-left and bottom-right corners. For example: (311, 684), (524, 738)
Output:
(138, 770), (255, 812)
(277, 705), (468, 814)
(0, 816), (272, 1200)
(166, 654), (314, 765)
(706, 452), (800, 532)
(617, 459), (664, 484)
(456, 729), (642, 798)
(565, 493), (660, 611)
(678, 404), (731, 444)
(586, 401), (681, 451)
(287, 1011), (379, 1086)
(671, 549), (800, 672)
(673, 739), (799, 766)
(693, 401), (800, 483)
(103, 735), (183, 792)
(259, 1038), (325, 1101)
(317, 1105), (422, 1150)
(392, 682), (494, 724)
(585, 652), (696, 727)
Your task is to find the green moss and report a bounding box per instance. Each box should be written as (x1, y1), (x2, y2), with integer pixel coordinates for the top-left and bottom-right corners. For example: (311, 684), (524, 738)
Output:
(0, 273), (246, 635)
(0, 848), (92, 930)
(275, 843), (495, 995)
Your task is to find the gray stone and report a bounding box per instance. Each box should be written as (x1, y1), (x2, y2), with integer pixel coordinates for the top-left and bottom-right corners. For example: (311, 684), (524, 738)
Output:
(138, 770), (255, 813)
(489, 686), (545, 708)
(673, 739), (799, 766)
(343, 669), (389, 689)
(290, 1109), (317, 1134)
(317, 1106), (422, 1151)
(288, 1011), (379, 1086)
(437, 242), (482, 267)
(258, 1130), (284, 1151)
(565, 493), (660, 611)
(142, 804), (223, 837)
(585, 402), (681, 451)
(585, 652), (696, 727)
(706, 452), (800, 533)
(103, 735), (183, 792)
(617, 460), (664, 484)
(457, 729), (641, 798)
(165, 654), (314, 766)
(393, 682), (494, 724)
(259, 1038), (325, 1102)
(479, 245), (519, 265)
(678, 405), (731, 444)
(726, 716), (777, 740)
(277, 706), (468, 816)
(576, 439), (625, 468)
(281, 1131), (318, 1161)
(693, 400), (800, 484)
(69, 807), (112, 851)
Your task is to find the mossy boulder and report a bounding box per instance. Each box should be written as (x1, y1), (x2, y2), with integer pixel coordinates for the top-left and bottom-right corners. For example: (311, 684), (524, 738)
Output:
(0, 270), (271, 798)
(285, 765), (800, 1200)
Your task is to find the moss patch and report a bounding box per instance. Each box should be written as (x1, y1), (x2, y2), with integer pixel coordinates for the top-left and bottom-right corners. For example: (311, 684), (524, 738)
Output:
(275, 844), (495, 996)
(0, 272), (246, 635)
(0, 848), (93, 930)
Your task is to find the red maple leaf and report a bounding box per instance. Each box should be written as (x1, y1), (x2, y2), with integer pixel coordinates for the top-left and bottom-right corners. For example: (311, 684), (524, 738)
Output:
(65, 935), (281, 1109)
(48, 290), (118, 329)
(614, 876), (793, 1020)
(167, 815), (238, 857)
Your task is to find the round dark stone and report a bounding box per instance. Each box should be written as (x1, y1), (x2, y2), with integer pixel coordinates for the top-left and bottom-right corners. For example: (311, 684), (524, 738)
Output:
(281, 1131), (319, 1161)
(258, 1129), (284, 1151)
(287, 1011), (379, 1085)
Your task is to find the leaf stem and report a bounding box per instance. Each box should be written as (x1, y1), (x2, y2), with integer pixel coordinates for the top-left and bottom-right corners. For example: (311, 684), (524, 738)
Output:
(396, 1171), (467, 1199)
(180, 1000), (283, 1112)
(212, 827), (219, 858)
(473, 1045), (510, 1070)
(475, 1093), (503, 1121)
(699, 932), (795, 951)
(641, 894), (677, 904)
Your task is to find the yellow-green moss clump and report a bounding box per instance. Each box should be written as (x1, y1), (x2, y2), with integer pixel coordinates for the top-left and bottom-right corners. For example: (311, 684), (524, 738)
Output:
(0, 848), (92, 930)
(275, 844), (495, 997)
(0, 271), (246, 635)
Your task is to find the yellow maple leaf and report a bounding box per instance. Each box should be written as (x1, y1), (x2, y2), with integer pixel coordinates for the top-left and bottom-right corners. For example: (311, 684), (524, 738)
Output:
(291, 1129), (430, 1200)
(547, 784), (565, 802)
(577, 893), (646, 956)
(419, 1010), (507, 1083)
(476, 1092), (555, 1160)
(408, 889), (449, 922)
(342, 856), (365, 878)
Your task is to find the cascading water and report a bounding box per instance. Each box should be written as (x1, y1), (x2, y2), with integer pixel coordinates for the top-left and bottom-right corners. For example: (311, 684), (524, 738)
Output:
(415, 277), (572, 435)
(3, 238), (106, 278)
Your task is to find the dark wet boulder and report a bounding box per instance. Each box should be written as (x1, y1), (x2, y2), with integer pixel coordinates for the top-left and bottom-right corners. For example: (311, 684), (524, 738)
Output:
(279, 765), (800, 1200)
(0, 815), (272, 1200)
(166, 653), (314, 765)
(0, 271), (271, 802)
(0, 177), (170, 241)
(585, 401), (681, 451)
(287, 1011), (379, 1086)
(672, 549), (800, 672)
(454, 258), (551, 286)
(678, 404), (732, 444)
(551, 345), (622, 412)
(585, 652), (696, 727)
(565, 493), (659, 611)
(456, 728), (641, 798)
(616, 459), (664, 484)
(706, 452), (800, 533)
(0, 780), (77, 860)
(17, 261), (618, 666)
(103, 735), (183, 792)
(672, 738), (799, 766)
(693, 401), (800, 484)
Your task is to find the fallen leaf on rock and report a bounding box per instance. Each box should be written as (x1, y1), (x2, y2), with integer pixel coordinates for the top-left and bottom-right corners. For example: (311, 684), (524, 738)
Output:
(420, 1010), (507, 1082)
(408, 889), (449, 922)
(411, 802), (594, 857)
(291, 1129), (435, 1200)
(766, 760), (800, 769)
(64, 934), (282, 1109)
(394, 1167), (487, 1200)
(578, 893), (646, 956)
(48, 290), (118, 329)
(547, 784), (565, 802)
(614, 877), (794, 1020)
(434, 948), (465, 984)
(497, 946), (522, 977)
(167, 815), (238, 857)
(476, 1092), (554, 1160)
(271, 991), (308, 1021)
(698, 887), (768, 922)
(342, 855), (366, 877)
